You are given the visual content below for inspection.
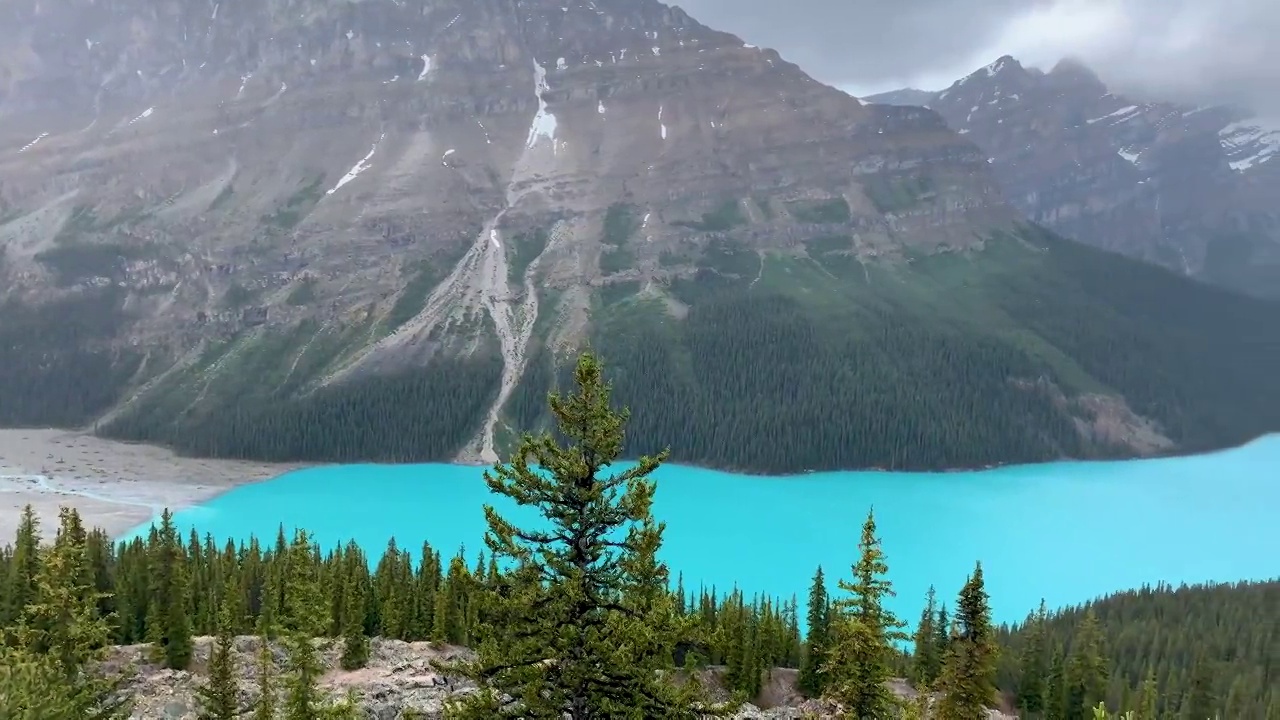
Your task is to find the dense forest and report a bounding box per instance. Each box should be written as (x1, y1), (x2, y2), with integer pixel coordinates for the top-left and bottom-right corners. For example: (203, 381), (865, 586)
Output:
(77, 228), (1280, 473)
(3, 353), (1275, 718)
(516, 228), (1280, 472)
(0, 288), (142, 427)
(103, 353), (504, 463)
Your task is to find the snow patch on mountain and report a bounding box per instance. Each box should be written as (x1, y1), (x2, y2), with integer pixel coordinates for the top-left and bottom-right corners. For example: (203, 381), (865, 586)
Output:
(1088, 105), (1140, 125)
(525, 59), (558, 151)
(326, 135), (384, 195)
(1219, 121), (1280, 171)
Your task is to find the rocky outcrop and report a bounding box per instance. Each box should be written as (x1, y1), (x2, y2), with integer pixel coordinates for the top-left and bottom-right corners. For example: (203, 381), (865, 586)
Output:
(107, 636), (1015, 719)
(867, 56), (1280, 299)
(0, 0), (1009, 341)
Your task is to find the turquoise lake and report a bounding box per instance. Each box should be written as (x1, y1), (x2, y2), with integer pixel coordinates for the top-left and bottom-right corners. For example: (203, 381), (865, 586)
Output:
(123, 435), (1280, 628)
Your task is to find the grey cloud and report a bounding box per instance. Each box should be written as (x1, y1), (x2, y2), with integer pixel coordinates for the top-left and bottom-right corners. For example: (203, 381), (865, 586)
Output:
(673, 0), (1280, 118)
(673, 0), (1027, 89)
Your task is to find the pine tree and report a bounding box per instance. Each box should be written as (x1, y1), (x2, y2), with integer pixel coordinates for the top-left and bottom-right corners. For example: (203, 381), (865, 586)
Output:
(934, 603), (951, 667)
(279, 530), (330, 720)
(912, 585), (942, 688)
(1066, 609), (1109, 720)
(1019, 599), (1051, 718)
(4, 507), (132, 720)
(1137, 671), (1158, 720)
(442, 351), (712, 719)
(146, 509), (193, 670)
(1, 505), (41, 631)
(936, 562), (999, 720)
(197, 604), (239, 720)
(253, 634), (276, 720)
(797, 566), (830, 697)
(339, 561), (369, 670)
(1181, 656), (1217, 720)
(824, 509), (909, 719)
(282, 634), (326, 720)
(1045, 642), (1068, 720)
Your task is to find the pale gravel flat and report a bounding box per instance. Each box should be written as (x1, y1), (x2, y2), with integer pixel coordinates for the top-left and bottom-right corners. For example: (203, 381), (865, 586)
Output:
(0, 428), (300, 542)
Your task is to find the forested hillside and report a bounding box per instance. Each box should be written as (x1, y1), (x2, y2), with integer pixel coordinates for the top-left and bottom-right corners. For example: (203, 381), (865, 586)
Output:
(98, 227), (1280, 473)
(993, 582), (1279, 719)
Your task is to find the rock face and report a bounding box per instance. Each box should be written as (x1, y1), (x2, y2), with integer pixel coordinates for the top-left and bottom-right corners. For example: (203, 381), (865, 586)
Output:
(108, 636), (1013, 719)
(0, 0), (1009, 460)
(868, 56), (1280, 299)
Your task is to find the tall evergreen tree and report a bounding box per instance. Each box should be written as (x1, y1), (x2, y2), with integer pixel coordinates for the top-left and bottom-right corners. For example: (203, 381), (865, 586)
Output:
(279, 530), (330, 720)
(912, 585), (942, 688)
(253, 634), (276, 720)
(2, 505), (41, 632)
(1136, 671), (1158, 720)
(442, 352), (711, 719)
(797, 566), (830, 697)
(1045, 642), (1068, 720)
(824, 509), (909, 719)
(196, 604), (239, 720)
(339, 559), (370, 671)
(934, 603), (951, 668)
(1181, 656), (1217, 720)
(1065, 609), (1109, 720)
(936, 562), (999, 720)
(1019, 600), (1051, 718)
(146, 509), (193, 670)
(4, 508), (131, 720)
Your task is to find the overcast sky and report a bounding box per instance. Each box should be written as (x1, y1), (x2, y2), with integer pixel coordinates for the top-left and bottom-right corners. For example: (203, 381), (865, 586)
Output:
(674, 0), (1280, 118)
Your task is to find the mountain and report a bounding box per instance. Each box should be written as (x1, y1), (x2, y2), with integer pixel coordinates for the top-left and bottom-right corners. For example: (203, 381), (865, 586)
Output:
(866, 56), (1280, 299)
(2, 0), (1279, 474)
(859, 88), (934, 108)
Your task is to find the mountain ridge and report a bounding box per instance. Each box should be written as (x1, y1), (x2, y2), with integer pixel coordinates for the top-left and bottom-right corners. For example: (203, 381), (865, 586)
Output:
(864, 55), (1280, 299)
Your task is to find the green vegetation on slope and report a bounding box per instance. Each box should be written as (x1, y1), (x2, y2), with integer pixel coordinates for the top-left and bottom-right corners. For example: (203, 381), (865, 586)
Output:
(995, 581), (1279, 720)
(543, 226), (1280, 473)
(6, 220), (1280, 473)
(100, 327), (503, 463)
(1198, 228), (1280, 301)
(260, 175), (326, 231)
(0, 289), (142, 427)
(2, 357), (1274, 718)
(34, 242), (154, 287)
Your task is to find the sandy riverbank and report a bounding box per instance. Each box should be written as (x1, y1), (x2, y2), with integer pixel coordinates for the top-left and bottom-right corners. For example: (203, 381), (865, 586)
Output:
(0, 429), (301, 541)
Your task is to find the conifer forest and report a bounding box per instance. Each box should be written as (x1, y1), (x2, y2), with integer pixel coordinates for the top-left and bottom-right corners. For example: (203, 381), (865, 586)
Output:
(1, 354), (1275, 719)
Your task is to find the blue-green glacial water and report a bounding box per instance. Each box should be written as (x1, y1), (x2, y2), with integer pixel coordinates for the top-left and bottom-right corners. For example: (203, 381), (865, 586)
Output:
(123, 435), (1280, 627)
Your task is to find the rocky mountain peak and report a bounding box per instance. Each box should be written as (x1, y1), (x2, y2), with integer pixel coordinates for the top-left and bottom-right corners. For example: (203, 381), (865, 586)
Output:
(865, 55), (1280, 298)
(947, 55), (1029, 90)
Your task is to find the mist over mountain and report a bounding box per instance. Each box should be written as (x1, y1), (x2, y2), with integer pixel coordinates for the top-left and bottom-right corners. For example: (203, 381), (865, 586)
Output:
(866, 55), (1280, 299)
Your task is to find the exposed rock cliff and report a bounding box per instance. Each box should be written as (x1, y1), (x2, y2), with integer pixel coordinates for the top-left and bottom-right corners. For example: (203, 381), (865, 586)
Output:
(867, 56), (1280, 299)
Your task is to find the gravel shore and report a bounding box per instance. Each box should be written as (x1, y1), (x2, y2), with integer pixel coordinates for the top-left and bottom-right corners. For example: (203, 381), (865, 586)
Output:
(0, 428), (298, 541)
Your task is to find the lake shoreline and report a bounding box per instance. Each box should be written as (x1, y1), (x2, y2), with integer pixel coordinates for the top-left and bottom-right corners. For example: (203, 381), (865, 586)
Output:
(0, 428), (299, 541)
(4, 426), (1277, 543)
